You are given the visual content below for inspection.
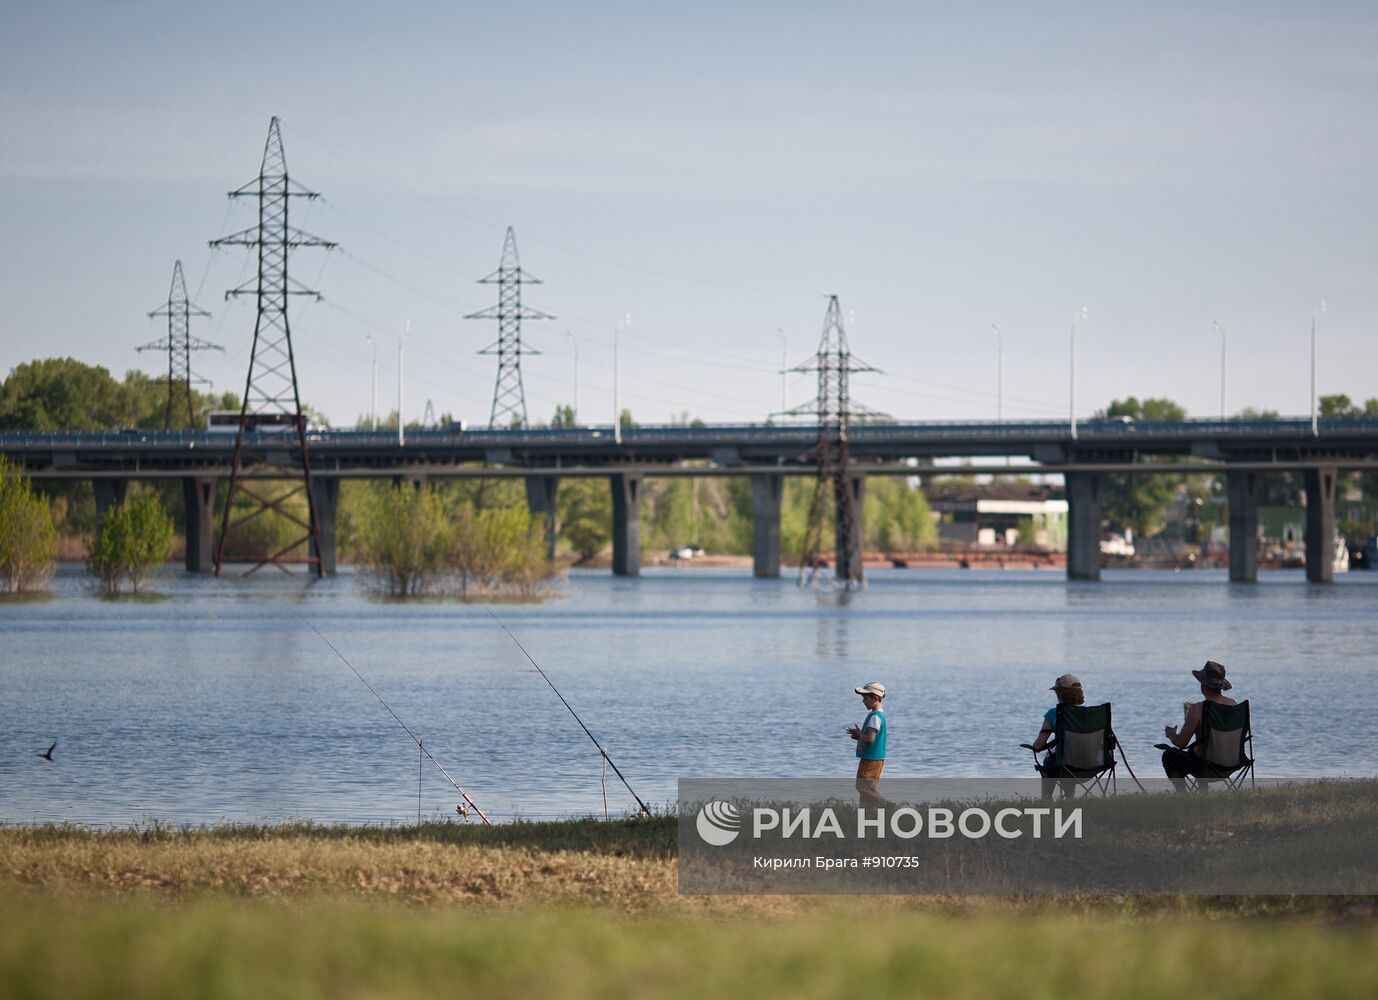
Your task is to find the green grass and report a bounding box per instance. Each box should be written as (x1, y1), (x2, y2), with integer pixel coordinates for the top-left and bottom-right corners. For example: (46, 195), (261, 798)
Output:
(4, 787), (1378, 997)
(3, 892), (1378, 1000)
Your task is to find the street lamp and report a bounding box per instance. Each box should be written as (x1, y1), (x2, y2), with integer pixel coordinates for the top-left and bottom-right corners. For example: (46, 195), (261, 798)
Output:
(776, 329), (788, 415)
(1070, 307), (1087, 439)
(1213, 319), (1226, 421)
(992, 323), (1003, 422)
(565, 330), (579, 424)
(614, 312), (630, 444)
(1311, 300), (1325, 436)
(366, 334), (377, 430)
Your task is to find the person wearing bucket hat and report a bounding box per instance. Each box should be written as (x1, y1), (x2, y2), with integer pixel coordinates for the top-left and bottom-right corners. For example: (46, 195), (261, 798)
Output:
(1030, 674), (1085, 800)
(1161, 661), (1238, 791)
(847, 682), (888, 807)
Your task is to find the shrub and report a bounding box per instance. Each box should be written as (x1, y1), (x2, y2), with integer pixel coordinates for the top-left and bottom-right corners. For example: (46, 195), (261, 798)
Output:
(88, 492), (174, 594)
(0, 456), (58, 592)
(354, 485), (453, 596)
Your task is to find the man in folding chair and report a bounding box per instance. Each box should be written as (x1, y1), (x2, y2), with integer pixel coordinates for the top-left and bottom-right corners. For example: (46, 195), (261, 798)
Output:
(1157, 660), (1255, 791)
(1022, 674), (1118, 800)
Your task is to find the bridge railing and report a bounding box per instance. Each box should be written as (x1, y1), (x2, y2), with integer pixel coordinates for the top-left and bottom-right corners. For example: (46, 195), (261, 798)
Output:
(4, 416), (1378, 448)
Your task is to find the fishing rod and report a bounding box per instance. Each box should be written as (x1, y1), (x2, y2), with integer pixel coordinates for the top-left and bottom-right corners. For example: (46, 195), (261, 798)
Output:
(295, 612), (492, 826)
(485, 608), (652, 818)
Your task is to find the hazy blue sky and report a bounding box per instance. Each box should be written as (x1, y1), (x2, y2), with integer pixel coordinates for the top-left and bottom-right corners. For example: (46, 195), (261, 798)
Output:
(3, 1), (1375, 427)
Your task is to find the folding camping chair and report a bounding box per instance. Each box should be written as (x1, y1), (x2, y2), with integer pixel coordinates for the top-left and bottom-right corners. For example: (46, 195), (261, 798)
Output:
(1155, 699), (1255, 791)
(1021, 702), (1118, 798)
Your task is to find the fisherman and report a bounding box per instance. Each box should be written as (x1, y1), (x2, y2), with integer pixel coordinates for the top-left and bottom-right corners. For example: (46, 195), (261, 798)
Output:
(1031, 674), (1085, 800)
(847, 682), (888, 808)
(1161, 660), (1237, 792)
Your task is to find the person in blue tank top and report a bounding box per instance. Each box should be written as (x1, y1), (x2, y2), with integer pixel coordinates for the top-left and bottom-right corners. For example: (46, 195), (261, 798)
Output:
(847, 681), (888, 808)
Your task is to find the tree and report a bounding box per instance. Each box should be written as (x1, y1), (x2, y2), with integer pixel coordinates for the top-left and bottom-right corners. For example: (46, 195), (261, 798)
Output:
(0, 457), (58, 593)
(1095, 397), (1188, 538)
(88, 492), (173, 594)
(550, 404), (577, 428)
(353, 484), (453, 596)
(557, 478), (612, 562)
(864, 478), (936, 552)
(0, 357), (236, 432)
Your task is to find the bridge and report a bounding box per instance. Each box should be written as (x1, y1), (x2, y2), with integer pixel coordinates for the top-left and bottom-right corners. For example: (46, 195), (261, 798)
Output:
(5, 416), (1377, 583)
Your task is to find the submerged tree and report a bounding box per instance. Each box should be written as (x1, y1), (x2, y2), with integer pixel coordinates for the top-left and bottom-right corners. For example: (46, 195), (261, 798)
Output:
(0, 456), (58, 593)
(88, 491), (173, 594)
(353, 484), (453, 596)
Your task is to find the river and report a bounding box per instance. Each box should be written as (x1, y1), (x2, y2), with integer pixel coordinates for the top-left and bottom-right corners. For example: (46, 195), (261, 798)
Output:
(1, 565), (1375, 825)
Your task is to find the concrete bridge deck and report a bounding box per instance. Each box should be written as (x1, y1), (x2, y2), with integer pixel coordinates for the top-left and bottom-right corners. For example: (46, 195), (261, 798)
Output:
(4, 417), (1376, 583)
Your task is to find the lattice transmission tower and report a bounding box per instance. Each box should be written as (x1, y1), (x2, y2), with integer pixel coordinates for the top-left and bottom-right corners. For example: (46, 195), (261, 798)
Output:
(783, 295), (882, 589)
(209, 116), (337, 577)
(136, 260), (221, 428)
(465, 227), (552, 428)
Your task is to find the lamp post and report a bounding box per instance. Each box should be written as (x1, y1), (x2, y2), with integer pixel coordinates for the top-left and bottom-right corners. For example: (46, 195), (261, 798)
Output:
(366, 334), (377, 431)
(776, 329), (788, 415)
(1213, 319), (1226, 421)
(1070, 307), (1087, 439)
(1311, 300), (1325, 436)
(614, 312), (630, 444)
(565, 330), (579, 424)
(992, 323), (1003, 422)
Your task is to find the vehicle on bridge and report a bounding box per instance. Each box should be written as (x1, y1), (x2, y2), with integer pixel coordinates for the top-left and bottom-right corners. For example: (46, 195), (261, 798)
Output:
(207, 411), (319, 435)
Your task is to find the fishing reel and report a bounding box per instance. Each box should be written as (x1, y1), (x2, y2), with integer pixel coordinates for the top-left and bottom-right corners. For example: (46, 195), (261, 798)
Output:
(455, 801), (470, 820)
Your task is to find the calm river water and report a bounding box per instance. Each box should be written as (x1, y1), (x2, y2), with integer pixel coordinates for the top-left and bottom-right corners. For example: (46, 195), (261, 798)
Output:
(1, 565), (1375, 825)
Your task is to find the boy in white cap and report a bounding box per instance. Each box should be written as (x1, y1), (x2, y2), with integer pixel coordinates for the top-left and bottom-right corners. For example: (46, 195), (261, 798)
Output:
(847, 682), (888, 808)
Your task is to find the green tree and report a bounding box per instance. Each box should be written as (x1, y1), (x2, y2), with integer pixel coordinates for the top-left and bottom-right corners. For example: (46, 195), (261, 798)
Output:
(0, 457), (58, 593)
(864, 478), (936, 552)
(550, 404), (577, 428)
(88, 491), (173, 594)
(1096, 397), (1188, 538)
(353, 484), (453, 596)
(557, 478), (612, 562)
(453, 504), (557, 598)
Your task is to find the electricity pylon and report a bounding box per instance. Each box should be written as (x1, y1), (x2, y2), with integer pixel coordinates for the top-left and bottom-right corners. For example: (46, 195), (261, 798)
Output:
(465, 227), (552, 428)
(137, 260), (221, 428)
(209, 116), (337, 576)
(782, 295), (882, 589)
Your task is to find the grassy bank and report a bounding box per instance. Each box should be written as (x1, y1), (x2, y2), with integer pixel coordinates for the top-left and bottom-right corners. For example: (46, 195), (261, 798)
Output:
(4, 790), (1378, 998)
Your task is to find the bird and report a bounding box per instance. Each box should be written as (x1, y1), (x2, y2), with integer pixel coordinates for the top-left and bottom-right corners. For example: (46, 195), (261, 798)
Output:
(37, 741), (56, 762)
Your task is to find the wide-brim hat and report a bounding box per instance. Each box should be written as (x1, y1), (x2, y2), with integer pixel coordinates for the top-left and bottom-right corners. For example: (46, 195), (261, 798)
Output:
(1192, 660), (1232, 690)
(854, 682), (887, 699)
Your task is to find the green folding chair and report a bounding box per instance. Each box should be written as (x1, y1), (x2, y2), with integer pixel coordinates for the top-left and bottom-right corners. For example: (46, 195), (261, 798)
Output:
(1156, 699), (1255, 791)
(1021, 702), (1118, 798)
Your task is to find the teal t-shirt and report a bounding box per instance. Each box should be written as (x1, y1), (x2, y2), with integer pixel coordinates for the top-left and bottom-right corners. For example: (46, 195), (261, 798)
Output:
(856, 709), (886, 761)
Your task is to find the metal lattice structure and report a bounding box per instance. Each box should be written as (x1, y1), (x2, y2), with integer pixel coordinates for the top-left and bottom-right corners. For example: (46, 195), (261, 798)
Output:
(465, 227), (552, 428)
(784, 295), (881, 589)
(210, 117), (337, 577)
(136, 260), (221, 428)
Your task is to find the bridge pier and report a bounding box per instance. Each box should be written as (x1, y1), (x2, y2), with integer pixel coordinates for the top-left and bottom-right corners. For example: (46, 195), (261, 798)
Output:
(833, 474), (865, 582)
(750, 473), (783, 578)
(92, 478), (128, 527)
(1303, 467), (1338, 583)
(1065, 472), (1102, 581)
(610, 473), (643, 577)
(1226, 470), (1260, 583)
(309, 477), (339, 575)
(182, 477), (217, 573)
(524, 475), (560, 561)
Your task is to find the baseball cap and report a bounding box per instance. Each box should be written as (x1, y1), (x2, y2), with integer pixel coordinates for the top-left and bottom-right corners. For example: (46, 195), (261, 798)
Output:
(1050, 673), (1083, 691)
(854, 682), (887, 699)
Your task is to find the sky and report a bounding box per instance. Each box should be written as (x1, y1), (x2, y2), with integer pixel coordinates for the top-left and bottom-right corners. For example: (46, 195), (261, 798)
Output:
(2, 1), (1376, 428)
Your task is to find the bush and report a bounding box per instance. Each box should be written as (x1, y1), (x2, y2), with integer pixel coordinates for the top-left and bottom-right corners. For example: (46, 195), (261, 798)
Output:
(453, 503), (559, 598)
(88, 492), (174, 594)
(354, 485), (560, 599)
(0, 456), (58, 592)
(354, 485), (453, 596)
